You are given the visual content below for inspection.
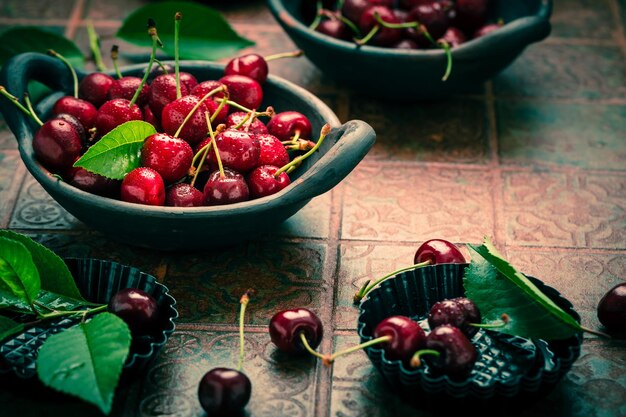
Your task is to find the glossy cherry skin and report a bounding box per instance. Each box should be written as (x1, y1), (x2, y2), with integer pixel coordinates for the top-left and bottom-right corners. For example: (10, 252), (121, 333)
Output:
(165, 182), (204, 207)
(78, 72), (115, 107)
(219, 74), (263, 110)
(120, 167), (166, 206)
(440, 26), (467, 47)
(140, 133), (193, 184)
(65, 165), (121, 198)
(226, 112), (268, 135)
(203, 168), (250, 206)
(473, 23), (502, 38)
(266, 111), (312, 142)
(373, 315), (426, 361)
(257, 133), (290, 167)
(424, 324), (477, 375)
(142, 105), (161, 131)
(452, 297), (481, 337)
(52, 96), (98, 130)
(247, 165), (291, 199)
(198, 368), (251, 416)
(358, 6), (402, 46)
(315, 18), (351, 41)
(178, 71), (199, 92)
(191, 81), (229, 124)
(161, 95), (209, 147)
(414, 239), (466, 265)
(597, 282), (626, 333)
(210, 129), (260, 173)
(93, 98), (143, 137)
(148, 74), (190, 118)
(225, 53), (269, 84)
(54, 113), (87, 143)
(428, 297), (481, 338)
(269, 308), (324, 355)
(453, 0), (489, 32)
(342, 0), (393, 23)
(108, 287), (159, 336)
(407, 2), (450, 45)
(108, 76), (151, 107)
(33, 117), (84, 172)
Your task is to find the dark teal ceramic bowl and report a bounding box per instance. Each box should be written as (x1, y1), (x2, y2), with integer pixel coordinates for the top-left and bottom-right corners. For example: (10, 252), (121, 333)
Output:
(267, 0), (552, 99)
(0, 53), (375, 251)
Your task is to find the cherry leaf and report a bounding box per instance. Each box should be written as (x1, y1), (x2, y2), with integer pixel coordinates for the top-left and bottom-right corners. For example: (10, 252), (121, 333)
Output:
(0, 237), (40, 308)
(116, 1), (254, 60)
(0, 316), (25, 343)
(463, 236), (583, 340)
(74, 120), (156, 180)
(36, 313), (131, 415)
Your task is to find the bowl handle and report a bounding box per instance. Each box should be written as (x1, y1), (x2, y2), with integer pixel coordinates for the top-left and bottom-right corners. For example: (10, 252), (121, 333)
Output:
(280, 119), (376, 202)
(0, 52), (75, 143)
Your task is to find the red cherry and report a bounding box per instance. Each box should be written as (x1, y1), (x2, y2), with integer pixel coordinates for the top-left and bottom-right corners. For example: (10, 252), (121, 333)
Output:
(78, 72), (115, 107)
(94, 98), (143, 138)
(52, 96), (97, 130)
(225, 112), (268, 135)
(108, 76), (151, 107)
(191, 81), (230, 124)
(256, 133), (290, 167)
(161, 95), (210, 147)
(140, 133), (193, 184)
(597, 282), (626, 333)
(422, 324), (477, 375)
(148, 74), (190, 118)
(358, 6), (402, 46)
(165, 183), (204, 207)
(198, 368), (251, 416)
(178, 71), (199, 92)
(120, 167), (166, 206)
(266, 111), (312, 142)
(224, 53), (269, 84)
(203, 167), (250, 206)
(373, 315), (426, 361)
(473, 23), (502, 38)
(219, 74), (263, 110)
(107, 287), (159, 336)
(413, 239), (466, 265)
(209, 129), (260, 173)
(440, 26), (467, 47)
(269, 308), (324, 355)
(33, 117), (84, 172)
(64, 165), (121, 198)
(247, 165), (291, 199)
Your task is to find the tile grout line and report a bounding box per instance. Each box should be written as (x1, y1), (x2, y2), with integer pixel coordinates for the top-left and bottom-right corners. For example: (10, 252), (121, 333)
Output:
(608, 0), (626, 62)
(65, 0), (85, 41)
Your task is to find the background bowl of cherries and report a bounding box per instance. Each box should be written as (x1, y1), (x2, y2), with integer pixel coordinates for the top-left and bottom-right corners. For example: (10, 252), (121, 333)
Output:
(0, 48), (375, 251)
(267, 0), (553, 100)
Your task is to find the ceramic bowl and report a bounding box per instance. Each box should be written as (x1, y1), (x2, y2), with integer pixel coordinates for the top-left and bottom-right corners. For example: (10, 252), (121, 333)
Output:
(267, 0), (552, 100)
(0, 257), (178, 380)
(357, 263), (582, 407)
(0, 52), (375, 250)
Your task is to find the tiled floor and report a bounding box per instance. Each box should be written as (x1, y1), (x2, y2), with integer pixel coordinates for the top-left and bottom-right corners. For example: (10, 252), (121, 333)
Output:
(0, 0), (625, 416)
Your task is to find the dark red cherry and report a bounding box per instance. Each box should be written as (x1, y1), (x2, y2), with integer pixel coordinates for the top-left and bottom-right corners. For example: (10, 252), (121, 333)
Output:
(65, 165), (121, 198)
(107, 287), (159, 336)
(142, 104), (161, 131)
(54, 113), (87, 143)
(247, 165), (291, 199)
(165, 182), (204, 207)
(453, 0), (489, 33)
(342, 0), (393, 23)
(407, 2), (450, 45)
(440, 26), (467, 47)
(219, 74), (263, 110)
(108, 76), (151, 107)
(191, 80), (227, 100)
(226, 112), (268, 135)
(422, 324), (477, 375)
(256, 133), (290, 167)
(52, 96), (97, 130)
(198, 368), (251, 416)
(120, 167), (166, 206)
(597, 282), (626, 333)
(358, 6), (403, 46)
(161, 95), (210, 147)
(391, 38), (419, 49)
(413, 239), (466, 265)
(452, 297), (481, 338)
(428, 299), (465, 330)
(203, 167), (250, 206)
(191, 82), (230, 124)
(33, 117), (84, 172)
(209, 129), (260, 173)
(140, 133), (193, 184)
(269, 308), (324, 355)
(93, 98), (143, 137)
(78, 72), (115, 107)
(315, 18), (351, 41)
(373, 315), (426, 361)
(473, 23), (502, 38)
(178, 71), (199, 92)
(225, 53), (269, 84)
(266, 111), (312, 142)
(148, 74), (190, 118)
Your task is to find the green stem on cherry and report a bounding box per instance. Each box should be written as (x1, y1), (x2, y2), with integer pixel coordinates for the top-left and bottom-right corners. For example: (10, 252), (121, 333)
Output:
(232, 106), (274, 131)
(354, 25), (380, 46)
(210, 95), (230, 124)
(153, 59), (169, 75)
(237, 289), (255, 372)
(47, 49), (79, 98)
(174, 12), (182, 100)
(319, 9), (361, 36)
(206, 115), (226, 178)
(308, 0), (323, 30)
(323, 335), (392, 366)
(225, 99), (256, 114)
(283, 139), (316, 152)
(129, 18), (162, 109)
(264, 50), (304, 62)
(299, 332), (328, 361)
(409, 349), (440, 368)
(87, 20), (107, 72)
(438, 40), (452, 81)
(353, 260), (433, 304)
(111, 45), (123, 79)
(173, 85), (227, 138)
(0, 86), (43, 126)
(273, 124), (331, 178)
(23, 93), (44, 126)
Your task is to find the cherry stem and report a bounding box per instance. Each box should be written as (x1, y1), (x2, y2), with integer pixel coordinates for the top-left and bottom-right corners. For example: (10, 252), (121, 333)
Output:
(154, 59), (169, 75)
(129, 19), (161, 109)
(354, 24), (379, 46)
(87, 20), (107, 72)
(264, 50), (304, 62)
(438, 40), (452, 81)
(237, 289), (254, 372)
(298, 332), (327, 361)
(111, 45), (122, 79)
(173, 85), (226, 138)
(354, 260), (433, 304)
(206, 114), (225, 178)
(319, 9), (361, 35)
(174, 12), (182, 99)
(0, 86), (43, 126)
(308, 0), (323, 30)
(409, 349), (440, 368)
(23, 93), (43, 126)
(48, 49), (78, 99)
(210, 95), (230, 124)
(225, 99), (255, 114)
(274, 124), (331, 177)
(325, 335), (392, 366)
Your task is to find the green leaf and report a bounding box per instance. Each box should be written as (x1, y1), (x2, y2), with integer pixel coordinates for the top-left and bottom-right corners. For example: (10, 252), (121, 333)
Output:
(0, 315), (25, 343)
(0, 237), (41, 308)
(36, 313), (131, 415)
(0, 231), (84, 300)
(0, 288), (98, 315)
(0, 27), (84, 68)
(463, 236), (583, 340)
(74, 120), (157, 180)
(116, 1), (254, 61)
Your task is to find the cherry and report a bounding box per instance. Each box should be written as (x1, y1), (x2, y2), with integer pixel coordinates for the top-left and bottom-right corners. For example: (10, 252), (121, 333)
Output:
(269, 308), (324, 355)
(473, 22), (502, 38)
(65, 165), (121, 198)
(440, 26), (467, 47)
(198, 368), (252, 416)
(412, 324), (477, 375)
(256, 133), (290, 167)
(165, 182), (204, 207)
(597, 282), (626, 333)
(141, 104), (161, 131)
(52, 96), (97, 130)
(178, 71), (198, 92)
(428, 297), (481, 338)
(140, 133), (193, 184)
(357, 6), (403, 46)
(191, 80), (227, 100)
(209, 129), (260, 173)
(78, 72), (115, 107)
(225, 53), (269, 84)
(108, 76), (151, 107)
(54, 113), (87, 143)
(453, 0), (489, 33)
(226, 112), (268, 135)
(120, 167), (166, 206)
(33, 117), (84, 172)
(149, 74), (190, 118)
(247, 164), (291, 199)
(93, 98), (143, 137)
(266, 111), (312, 142)
(161, 95), (210, 146)
(391, 38), (419, 49)
(107, 287), (159, 336)
(414, 238), (466, 265)
(203, 167), (250, 206)
(342, 0), (392, 23)
(191, 81), (230, 124)
(372, 315), (426, 361)
(315, 18), (352, 41)
(406, 2), (450, 45)
(219, 74), (263, 110)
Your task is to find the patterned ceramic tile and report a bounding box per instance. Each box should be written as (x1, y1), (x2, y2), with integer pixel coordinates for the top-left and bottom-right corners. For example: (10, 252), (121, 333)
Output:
(347, 97), (490, 164)
(496, 100), (626, 170)
(163, 241), (329, 324)
(550, 0), (617, 40)
(9, 174), (84, 230)
(0, 151), (24, 227)
(501, 170), (626, 249)
(340, 163), (495, 243)
(276, 193), (333, 239)
(0, 117), (19, 150)
(493, 43), (626, 99)
(0, 0), (76, 20)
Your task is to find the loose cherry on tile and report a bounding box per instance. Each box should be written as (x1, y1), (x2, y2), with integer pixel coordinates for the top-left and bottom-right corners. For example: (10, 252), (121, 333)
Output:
(597, 282), (626, 334)
(269, 307), (325, 358)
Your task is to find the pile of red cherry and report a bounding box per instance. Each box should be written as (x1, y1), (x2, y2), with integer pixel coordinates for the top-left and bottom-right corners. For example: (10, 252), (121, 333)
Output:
(306, 0), (501, 49)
